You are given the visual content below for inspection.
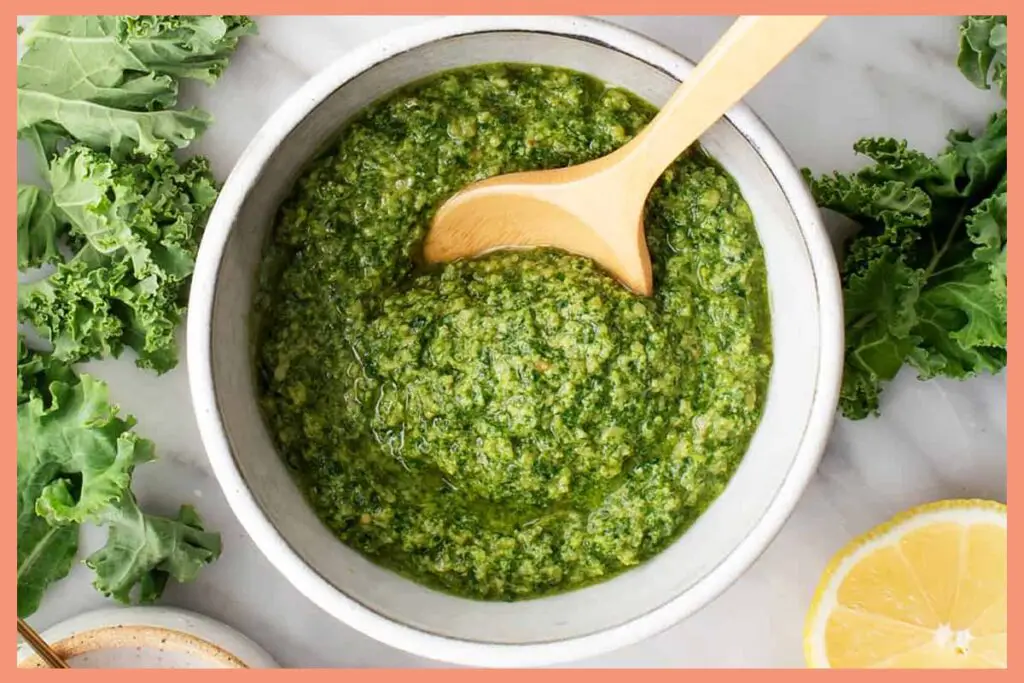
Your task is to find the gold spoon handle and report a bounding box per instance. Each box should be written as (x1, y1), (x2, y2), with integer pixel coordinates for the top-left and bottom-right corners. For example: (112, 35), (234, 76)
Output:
(620, 15), (826, 190)
(18, 617), (70, 668)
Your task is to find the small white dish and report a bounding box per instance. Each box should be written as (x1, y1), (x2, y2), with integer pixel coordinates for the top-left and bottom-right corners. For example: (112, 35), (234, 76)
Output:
(17, 607), (278, 669)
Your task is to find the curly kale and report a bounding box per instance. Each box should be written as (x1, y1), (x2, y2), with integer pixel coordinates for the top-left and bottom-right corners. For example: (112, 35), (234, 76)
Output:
(804, 16), (1007, 418)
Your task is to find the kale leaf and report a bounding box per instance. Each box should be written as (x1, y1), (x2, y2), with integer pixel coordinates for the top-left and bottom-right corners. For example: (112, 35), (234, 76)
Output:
(16, 15), (254, 162)
(18, 145), (218, 372)
(805, 16), (1007, 418)
(16, 341), (221, 617)
(86, 492), (222, 605)
(958, 15), (1007, 96)
(17, 184), (67, 270)
(17, 340), (79, 618)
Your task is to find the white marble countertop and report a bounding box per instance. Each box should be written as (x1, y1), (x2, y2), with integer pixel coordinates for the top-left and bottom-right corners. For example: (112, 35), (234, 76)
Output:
(19, 15), (1007, 668)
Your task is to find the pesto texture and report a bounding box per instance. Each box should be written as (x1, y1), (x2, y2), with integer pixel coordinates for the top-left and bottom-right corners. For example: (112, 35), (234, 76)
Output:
(254, 65), (771, 600)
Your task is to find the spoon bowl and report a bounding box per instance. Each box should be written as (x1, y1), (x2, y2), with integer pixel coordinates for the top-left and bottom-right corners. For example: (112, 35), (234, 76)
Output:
(423, 157), (654, 293)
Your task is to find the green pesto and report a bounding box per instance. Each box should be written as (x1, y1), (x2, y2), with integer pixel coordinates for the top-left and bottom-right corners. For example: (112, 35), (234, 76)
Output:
(254, 64), (772, 600)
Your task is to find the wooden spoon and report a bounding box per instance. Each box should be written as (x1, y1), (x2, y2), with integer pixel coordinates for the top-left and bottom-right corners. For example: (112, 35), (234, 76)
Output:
(422, 15), (826, 295)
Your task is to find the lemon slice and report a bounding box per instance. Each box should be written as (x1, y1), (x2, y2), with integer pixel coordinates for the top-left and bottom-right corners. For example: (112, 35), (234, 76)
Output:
(804, 499), (1006, 668)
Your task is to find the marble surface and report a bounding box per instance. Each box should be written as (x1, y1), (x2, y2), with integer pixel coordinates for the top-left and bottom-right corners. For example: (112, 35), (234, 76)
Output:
(18, 16), (1007, 668)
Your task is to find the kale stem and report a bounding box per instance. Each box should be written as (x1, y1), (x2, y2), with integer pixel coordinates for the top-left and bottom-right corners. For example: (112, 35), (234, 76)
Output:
(927, 262), (968, 281)
(923, 201), (970, 282)
(851, 312), (877, 331)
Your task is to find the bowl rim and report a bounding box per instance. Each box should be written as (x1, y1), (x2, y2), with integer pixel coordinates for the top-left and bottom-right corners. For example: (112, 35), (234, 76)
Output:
(187, 15), (844, 667)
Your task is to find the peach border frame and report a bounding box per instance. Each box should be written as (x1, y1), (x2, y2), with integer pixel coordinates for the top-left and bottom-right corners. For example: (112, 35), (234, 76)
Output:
(9, 2), (1013, 676)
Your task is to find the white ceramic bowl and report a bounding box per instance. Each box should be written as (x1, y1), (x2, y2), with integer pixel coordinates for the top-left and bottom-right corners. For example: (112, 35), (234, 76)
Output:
(188, 16), (843, 667)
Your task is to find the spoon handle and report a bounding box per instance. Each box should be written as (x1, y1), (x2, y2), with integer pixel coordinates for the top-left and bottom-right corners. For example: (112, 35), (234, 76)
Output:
(621, 15), (826, 189)
(18, 617), (70, 668)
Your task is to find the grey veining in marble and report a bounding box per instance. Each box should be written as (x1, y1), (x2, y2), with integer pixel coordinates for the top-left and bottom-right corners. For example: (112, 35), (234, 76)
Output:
(17, 16), (1006, 668)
